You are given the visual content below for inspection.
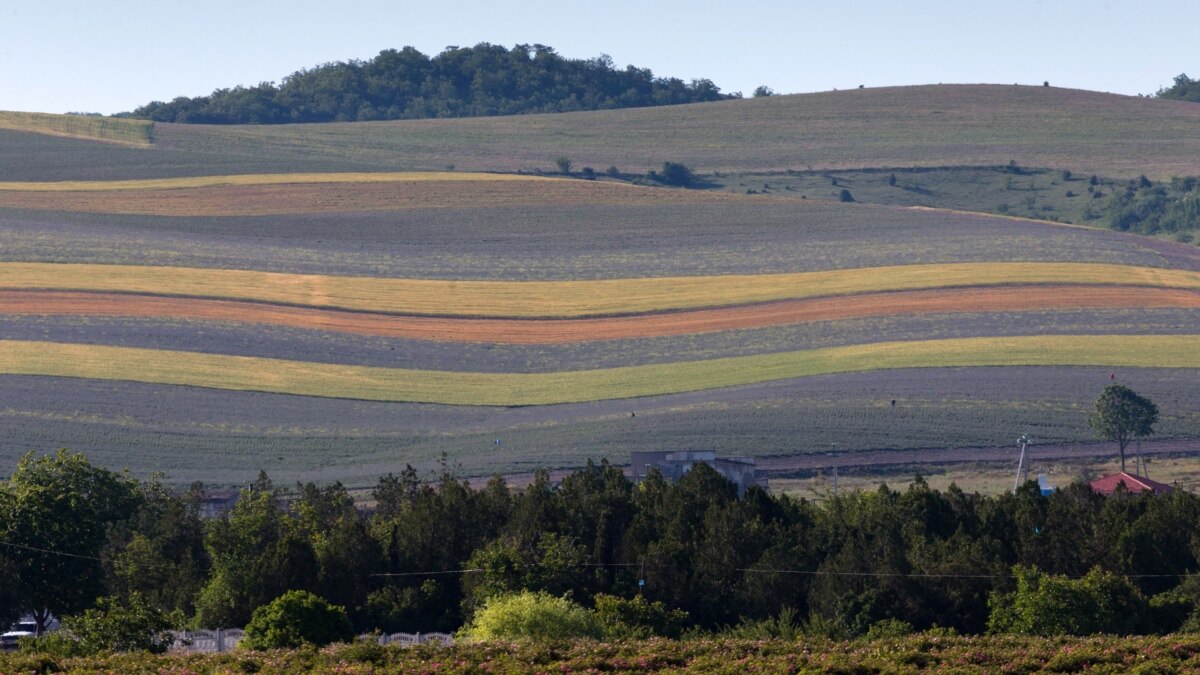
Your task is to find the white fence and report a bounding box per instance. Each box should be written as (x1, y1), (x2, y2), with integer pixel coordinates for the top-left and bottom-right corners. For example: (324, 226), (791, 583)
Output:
(169, 629), (453, 653)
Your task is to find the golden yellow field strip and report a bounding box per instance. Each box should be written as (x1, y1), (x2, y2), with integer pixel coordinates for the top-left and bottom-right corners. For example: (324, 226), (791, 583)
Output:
(0, 111), (153, 147)
(2, 262), (1199, 318)
(0, 171), (555, 192)
(1, 335), (1197, 405)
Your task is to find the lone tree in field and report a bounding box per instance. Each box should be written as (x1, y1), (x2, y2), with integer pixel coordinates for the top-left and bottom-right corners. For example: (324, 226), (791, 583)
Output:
(1089, 384), (1158, 472)
(555, 156), (572, 175)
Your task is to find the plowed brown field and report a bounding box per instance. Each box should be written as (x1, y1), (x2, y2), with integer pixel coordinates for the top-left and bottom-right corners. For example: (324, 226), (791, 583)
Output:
(0, 179), (748, 215)
(6, 285), (1197, 344)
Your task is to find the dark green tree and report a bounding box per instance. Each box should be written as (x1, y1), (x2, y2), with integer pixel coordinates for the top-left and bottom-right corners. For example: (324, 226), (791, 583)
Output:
(1089, 384), (1159, 472)
(0, 450), (142, 634)
(193, 473), (318, 628)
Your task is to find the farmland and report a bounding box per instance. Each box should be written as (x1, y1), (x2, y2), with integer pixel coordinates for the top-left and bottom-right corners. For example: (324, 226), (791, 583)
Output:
(1, 84), (1199, 486)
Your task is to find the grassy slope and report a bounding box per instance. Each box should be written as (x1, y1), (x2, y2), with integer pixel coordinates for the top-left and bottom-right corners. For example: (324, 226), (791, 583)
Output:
(0, 111), (153, 146)
(4, 85), (1200, 181)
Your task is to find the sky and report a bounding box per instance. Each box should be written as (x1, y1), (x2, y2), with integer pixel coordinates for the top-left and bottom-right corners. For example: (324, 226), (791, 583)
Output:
(1, 0), (1197, 115)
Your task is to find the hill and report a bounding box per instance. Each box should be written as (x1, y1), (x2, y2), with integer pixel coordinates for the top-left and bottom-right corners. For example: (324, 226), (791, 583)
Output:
(0, 84), (1198, 488)
(6, 85), (1200, 183)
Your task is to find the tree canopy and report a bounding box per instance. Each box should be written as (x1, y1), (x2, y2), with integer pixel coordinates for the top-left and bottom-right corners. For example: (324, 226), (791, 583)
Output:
(1089, 384), (1159, 472)
(126, 44), (735, 124)
(1157, 73), (1200, 103)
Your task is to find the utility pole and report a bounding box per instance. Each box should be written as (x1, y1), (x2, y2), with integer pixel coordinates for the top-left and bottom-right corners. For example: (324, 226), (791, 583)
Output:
(1013, 435), (1030, 492)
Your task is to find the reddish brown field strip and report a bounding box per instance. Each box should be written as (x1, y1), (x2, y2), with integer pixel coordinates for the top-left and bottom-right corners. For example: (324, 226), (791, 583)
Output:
(0, 179), (747, 216)
(4, 285), (1198, 345)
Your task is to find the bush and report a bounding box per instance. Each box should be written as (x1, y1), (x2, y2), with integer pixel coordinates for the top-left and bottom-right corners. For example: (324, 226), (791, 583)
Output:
(593, 593), (689, 639)
(987, 565), (1150, 636)
(459, 591), (601, 641)
(240, 590), (354, 650)
(22, 593), (174, 656)
(839, 188), (854, 203)
(656, 162), (694, 187)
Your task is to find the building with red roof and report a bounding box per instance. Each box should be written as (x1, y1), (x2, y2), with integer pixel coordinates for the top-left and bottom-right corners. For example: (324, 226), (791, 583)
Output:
(1090, 472), (1173, 496)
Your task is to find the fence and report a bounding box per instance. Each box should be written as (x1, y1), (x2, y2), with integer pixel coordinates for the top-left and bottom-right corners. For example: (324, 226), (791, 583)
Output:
(169, 630), (453, 653)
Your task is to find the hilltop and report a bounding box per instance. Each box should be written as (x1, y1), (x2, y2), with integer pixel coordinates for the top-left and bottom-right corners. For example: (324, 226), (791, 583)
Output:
(125, 43), (733, 124)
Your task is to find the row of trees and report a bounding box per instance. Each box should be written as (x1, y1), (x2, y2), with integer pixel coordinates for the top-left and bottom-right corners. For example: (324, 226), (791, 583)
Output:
(125, 43), (734, 124)
(3, 451), (1197, 639)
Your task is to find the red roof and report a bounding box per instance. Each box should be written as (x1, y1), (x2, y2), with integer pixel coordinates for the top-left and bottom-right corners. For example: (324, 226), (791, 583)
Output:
(1090, 472), (1173, 495)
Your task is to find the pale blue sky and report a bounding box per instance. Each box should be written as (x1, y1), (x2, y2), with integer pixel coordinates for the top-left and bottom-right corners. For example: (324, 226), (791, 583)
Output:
(1, 0), (1196, 115)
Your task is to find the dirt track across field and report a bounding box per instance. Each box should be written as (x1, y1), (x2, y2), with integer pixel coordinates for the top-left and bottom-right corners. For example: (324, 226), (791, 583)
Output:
(4, 285), (1198, 344)
(495, 438), (1200, 487)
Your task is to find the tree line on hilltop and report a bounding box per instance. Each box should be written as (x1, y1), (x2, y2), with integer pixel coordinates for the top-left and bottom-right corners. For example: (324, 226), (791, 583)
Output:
(124, 43), (734, 124)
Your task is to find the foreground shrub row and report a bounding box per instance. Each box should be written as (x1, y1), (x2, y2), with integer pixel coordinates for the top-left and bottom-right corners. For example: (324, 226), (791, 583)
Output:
(4, 634), (1200, 674)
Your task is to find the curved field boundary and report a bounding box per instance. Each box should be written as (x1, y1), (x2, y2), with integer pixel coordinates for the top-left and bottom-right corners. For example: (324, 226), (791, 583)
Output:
(6, 286), (1200, 344)
(2, 335), (1197, 405)
(0, 171), (552, 191)
(2, 262), (1199, 318)
(0, 178), (742, 216)
(0, 111), (153, 147)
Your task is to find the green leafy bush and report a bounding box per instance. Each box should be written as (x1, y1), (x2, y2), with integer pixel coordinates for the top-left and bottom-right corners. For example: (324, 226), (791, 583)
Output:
(459, 590), (602, 641)
(593, 593), (689, 639)
(22, 593), (174, 656)
(240, 590), (354, 650)
(987, 565), (1150, 636)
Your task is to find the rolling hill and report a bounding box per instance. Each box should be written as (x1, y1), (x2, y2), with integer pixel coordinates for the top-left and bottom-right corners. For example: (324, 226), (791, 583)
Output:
(0, 84), (1197, 487)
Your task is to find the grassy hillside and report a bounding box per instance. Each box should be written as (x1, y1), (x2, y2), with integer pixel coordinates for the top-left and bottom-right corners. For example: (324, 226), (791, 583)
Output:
(0, 111), (152, 146)
(4, 85), (1200, 181)
(1, 84), (1199, 486)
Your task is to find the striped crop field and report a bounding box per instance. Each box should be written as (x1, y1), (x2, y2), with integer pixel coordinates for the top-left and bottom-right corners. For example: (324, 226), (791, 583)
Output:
(3, 262), (1199, 317)
(0, 174), (744, 216)
(5, 84), (1200, 485)
(2, 335), (1198, 406)
(0, 111), (153, 147)
(6, 286), (1200, 344)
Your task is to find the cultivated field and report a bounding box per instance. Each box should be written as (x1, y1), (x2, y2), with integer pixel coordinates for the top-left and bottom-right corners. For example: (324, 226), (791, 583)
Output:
(4, 261), (1197, 316)
(1, 85), (1199, 486)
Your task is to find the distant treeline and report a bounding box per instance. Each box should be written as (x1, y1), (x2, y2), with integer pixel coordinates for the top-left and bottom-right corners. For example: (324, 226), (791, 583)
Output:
(1157, 74), (1200, 103)
(125, 44), (734, 124)
(1105, 175), (1200, 237)
(8, 450), (1200, 640)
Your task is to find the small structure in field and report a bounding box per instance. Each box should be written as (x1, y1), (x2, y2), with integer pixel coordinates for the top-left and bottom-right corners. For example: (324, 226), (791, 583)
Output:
(199, 490), (241, 519)
(1090, 472), (1173, 496)
(630, 450), (764, 496)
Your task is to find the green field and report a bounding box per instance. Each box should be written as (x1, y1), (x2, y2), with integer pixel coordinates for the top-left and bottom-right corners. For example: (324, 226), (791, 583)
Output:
(3, 335), (1197, 405)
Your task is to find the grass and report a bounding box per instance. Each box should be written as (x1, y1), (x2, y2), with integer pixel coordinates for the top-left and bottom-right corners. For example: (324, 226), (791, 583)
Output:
(717, 165), (1140, 227)
(2, 335), (1197, 405)
(0, 111), (153, 147)
(776, 455), (1200, 498)
(147, 85), (1200, 180)
(0, 176), (741, 216)
(0, 170), (552, 191)
(3, 262), (1198, 317)
(7, 366), (1200, 485)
